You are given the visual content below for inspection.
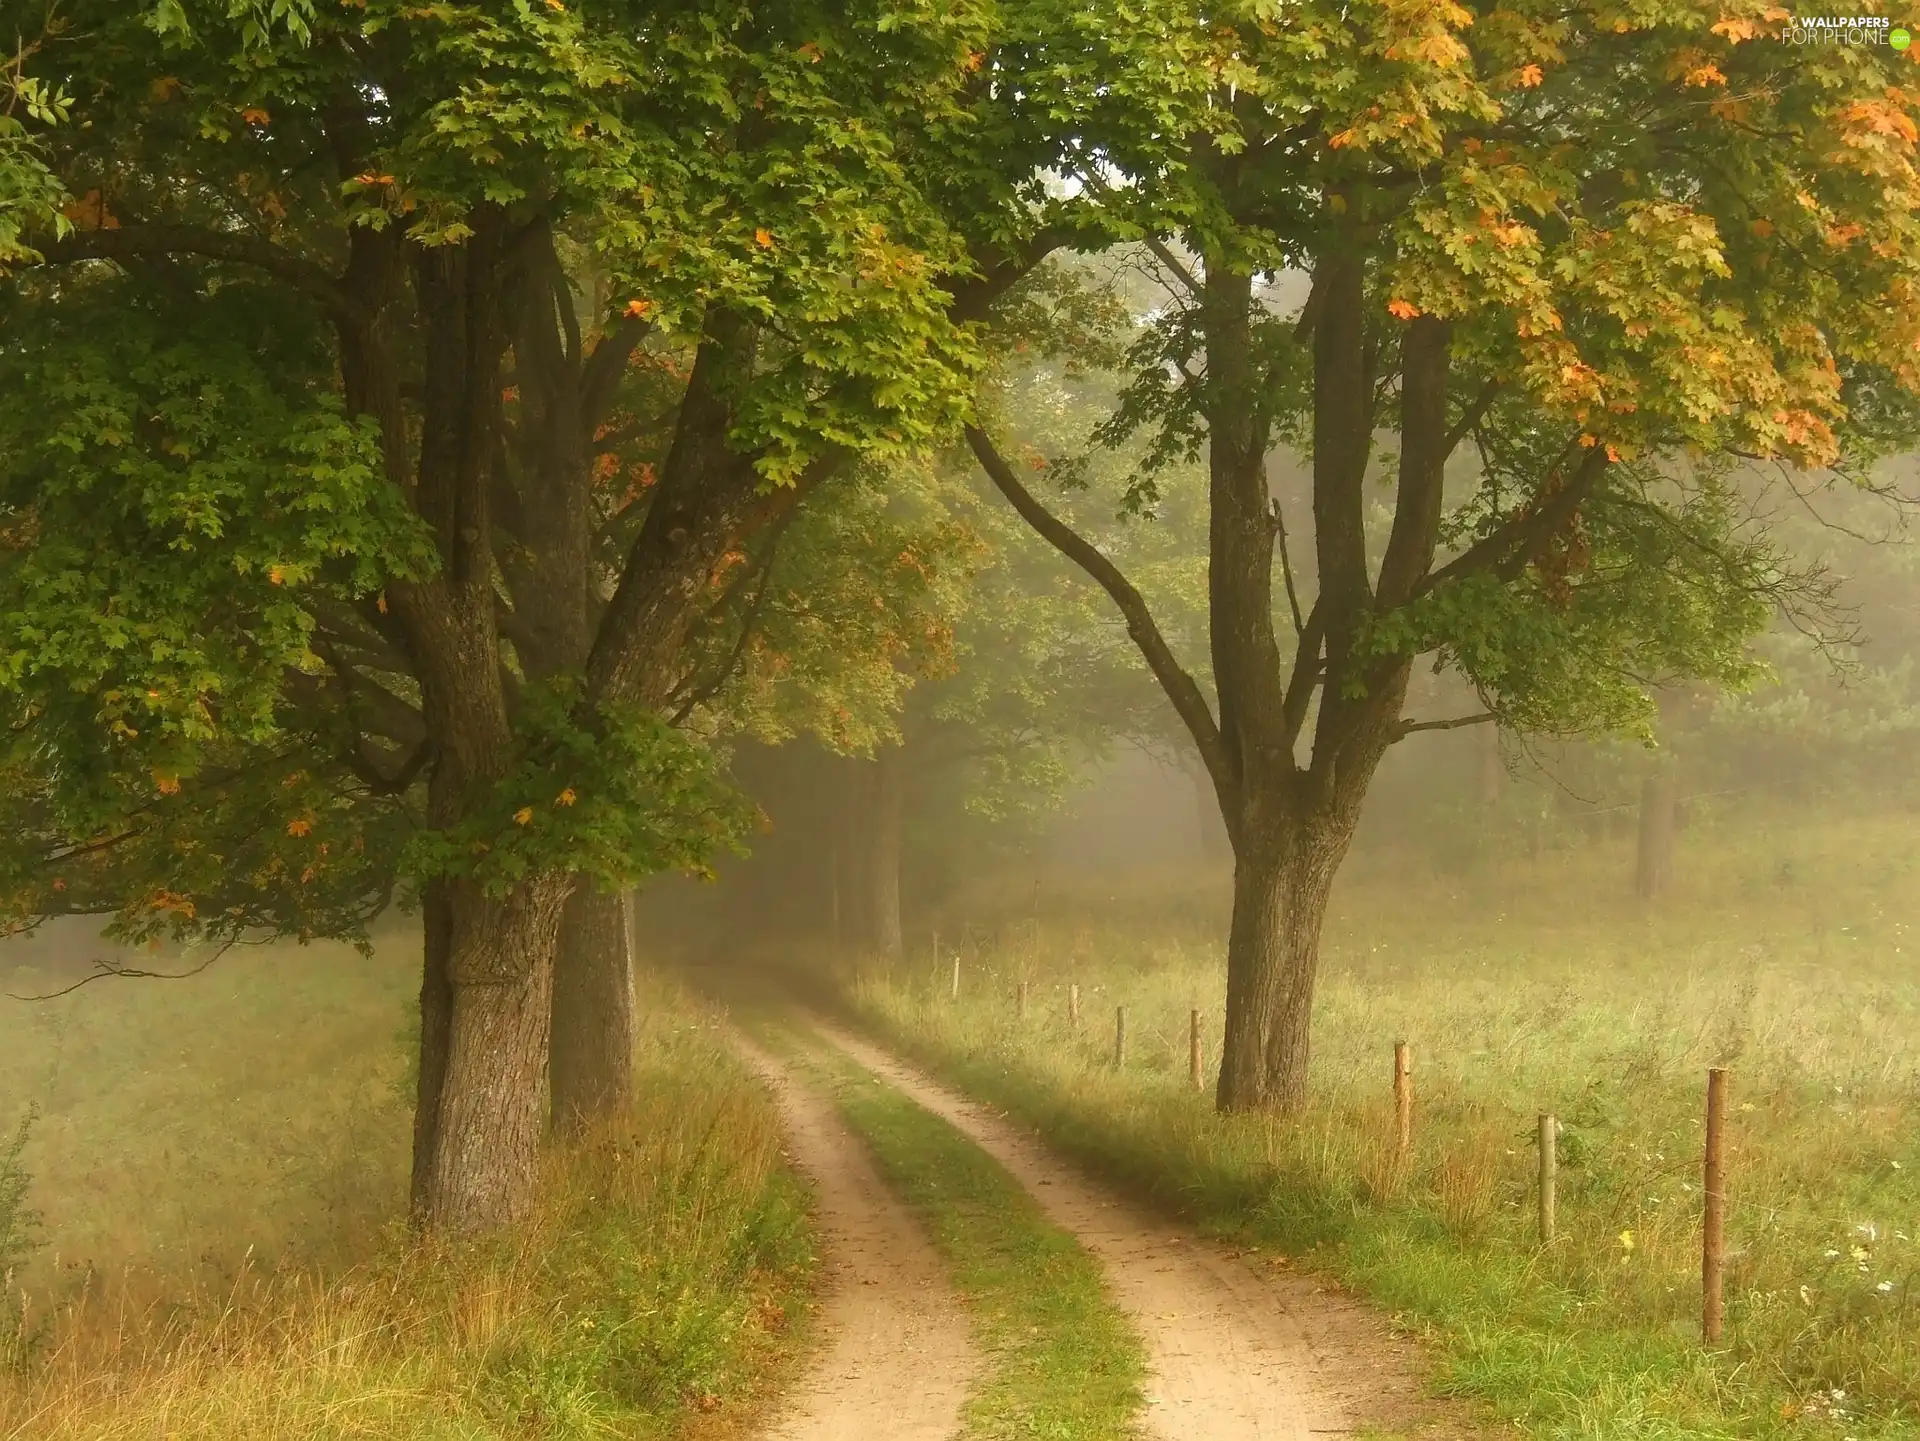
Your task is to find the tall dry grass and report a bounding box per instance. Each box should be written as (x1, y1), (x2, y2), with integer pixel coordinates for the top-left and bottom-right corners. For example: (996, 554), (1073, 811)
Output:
(852, 802), (1920, 1439)
(0, 942), (813, 1441)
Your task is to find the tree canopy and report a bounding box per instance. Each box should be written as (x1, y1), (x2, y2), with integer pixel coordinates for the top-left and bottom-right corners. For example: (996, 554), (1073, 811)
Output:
(0, 0), (1914, 1214)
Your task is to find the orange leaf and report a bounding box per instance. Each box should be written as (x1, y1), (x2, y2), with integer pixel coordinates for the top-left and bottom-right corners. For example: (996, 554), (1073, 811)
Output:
(513, 806), (535, 825)
(268, 564), (286, 585)
(556, 788), (578, 807)
(1750, 218), (1775, 238)
(287, 818), (313, 837)
(154, 771), (181, 796)
(1387, 298), (1421, 320)
(625, 298), (654, 318)
(62, 190), (119, 232)
(241, 107), (270, 126)
(375, 592), (389, 614)
(797, 41), (823, 61)
(754, 227), (775, 249)
(1515, 63), (1544, 87)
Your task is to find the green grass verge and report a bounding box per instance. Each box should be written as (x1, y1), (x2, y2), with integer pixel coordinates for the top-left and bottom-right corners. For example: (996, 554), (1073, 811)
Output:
(776, 1028), (1146, 1441)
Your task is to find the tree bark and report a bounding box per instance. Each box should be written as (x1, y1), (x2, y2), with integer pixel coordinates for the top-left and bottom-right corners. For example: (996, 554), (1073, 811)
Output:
(1636, 762), (1677, 899)
(1216, 806), (1351, 1111)
(409, 881), (455, 1219)
(1260, 825), (1345, 1109)
(422, 875), (571, 1233)
(549, 884), (635, 1130)
(1217, 824), (1287, 1110)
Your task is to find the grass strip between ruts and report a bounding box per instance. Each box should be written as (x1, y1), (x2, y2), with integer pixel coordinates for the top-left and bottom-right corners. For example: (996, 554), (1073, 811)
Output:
(772, 1026), (1148, 1441)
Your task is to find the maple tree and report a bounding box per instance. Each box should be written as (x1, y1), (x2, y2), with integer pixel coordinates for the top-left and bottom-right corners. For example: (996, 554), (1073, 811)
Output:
(0, 0), (1123, 1231)
(970, 0), (1920, 1109)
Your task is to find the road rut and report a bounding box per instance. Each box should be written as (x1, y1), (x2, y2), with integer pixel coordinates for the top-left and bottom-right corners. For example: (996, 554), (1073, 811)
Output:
(735, 1036), (978, 1441)
(810, 1019), (1461, 1441)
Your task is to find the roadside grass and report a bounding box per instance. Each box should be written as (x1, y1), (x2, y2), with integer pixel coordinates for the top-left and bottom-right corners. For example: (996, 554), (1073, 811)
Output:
(769, 1025), (1146, 1441)
(847, 803), (1920, 1441)
(0, 952), (816, 1440)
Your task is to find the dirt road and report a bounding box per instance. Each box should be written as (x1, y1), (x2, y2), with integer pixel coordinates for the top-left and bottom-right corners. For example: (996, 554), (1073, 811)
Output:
(809, 1019), (1469, 1441)
(733, 1037), (979, 1441)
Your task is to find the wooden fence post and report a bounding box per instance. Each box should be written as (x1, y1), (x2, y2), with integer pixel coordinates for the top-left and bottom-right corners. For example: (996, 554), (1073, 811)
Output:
(1189, 1008), (1204, 1091)
(1393, 1041), (1413, 1153)
(1538, 1113), (1557, 1244)
(1703, 1067), (1730, 1345)
(1068, 983), (1081, 1028)
(950, 952), (960, 1003)
(1017, 980), (1029, 1020)
(1113, 1006), (1127, 1069)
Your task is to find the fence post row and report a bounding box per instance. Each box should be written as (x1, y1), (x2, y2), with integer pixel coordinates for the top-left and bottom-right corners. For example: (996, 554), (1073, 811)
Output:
(1537, 1113), (1557, 1245)
(1189, 1008), (1204, 1091)
(1393, 1041), (1413, 1154)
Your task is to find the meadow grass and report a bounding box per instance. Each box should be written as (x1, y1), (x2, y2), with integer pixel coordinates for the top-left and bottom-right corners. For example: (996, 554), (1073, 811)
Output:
(771, 1028), (1147, 1440)
(849, 802), (1920, 1441)
(0, 934), (815, 1441)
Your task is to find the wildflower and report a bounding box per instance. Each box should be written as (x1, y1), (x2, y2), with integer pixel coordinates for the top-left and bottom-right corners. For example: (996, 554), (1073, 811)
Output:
(1619, 1229), (1636, 1255)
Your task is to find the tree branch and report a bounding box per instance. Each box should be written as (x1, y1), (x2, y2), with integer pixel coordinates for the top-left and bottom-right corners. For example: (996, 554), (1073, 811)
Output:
(6, 938), (237, 1003)
(581, 314), (650, 431)
(668, 509), (797, 724)
(1442, 377), (1504, 459)
(43, 224), (369, 327)
(1144, 236), (1202, 296)
(967, 424), (1231, 791)
(1422, 443), (1612, 592)
(1394, 710), (1496, 740)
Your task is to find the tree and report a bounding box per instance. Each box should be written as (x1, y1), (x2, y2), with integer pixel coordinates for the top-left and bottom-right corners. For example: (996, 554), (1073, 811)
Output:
(970, 1), (1920, 1109)
(4, 0), (1083, 1230)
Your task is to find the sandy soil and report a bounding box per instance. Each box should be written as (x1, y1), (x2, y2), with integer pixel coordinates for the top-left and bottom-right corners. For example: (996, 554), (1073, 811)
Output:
(809, 1019), (1492, 1441)
(733, 1036), (979, 1441)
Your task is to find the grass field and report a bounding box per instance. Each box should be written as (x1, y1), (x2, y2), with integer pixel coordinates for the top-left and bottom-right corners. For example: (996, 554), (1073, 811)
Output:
(850, 802), (1920, 1440)
(0, 924), (816, 1440)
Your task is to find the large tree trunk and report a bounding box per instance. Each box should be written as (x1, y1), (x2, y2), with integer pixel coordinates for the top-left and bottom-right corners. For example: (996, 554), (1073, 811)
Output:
(1216, 810), (1350, 1111)
(549, 884), (635, 1130)
(1217, 825), (1288, 1110)
(1636, 762), (1677, 899)
(1260, 827), (1344, 1108)
(421, 876), (571, 1233)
